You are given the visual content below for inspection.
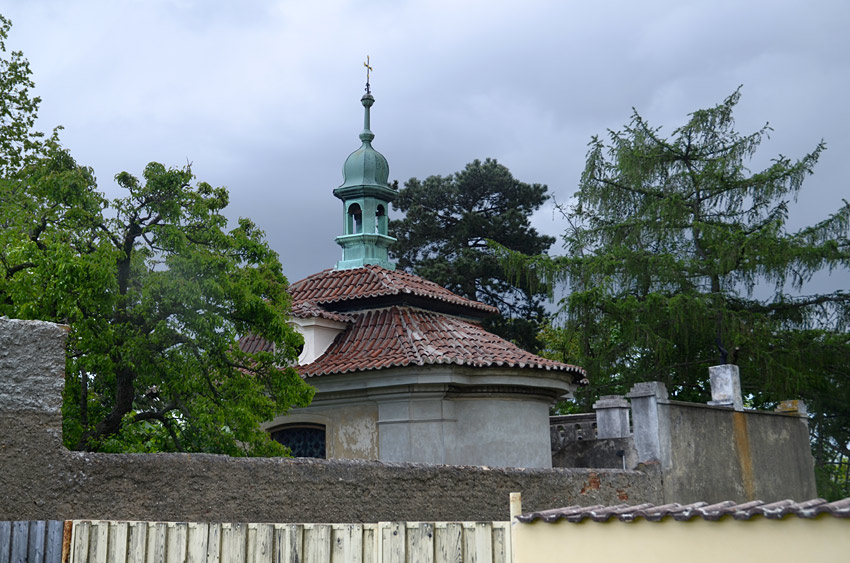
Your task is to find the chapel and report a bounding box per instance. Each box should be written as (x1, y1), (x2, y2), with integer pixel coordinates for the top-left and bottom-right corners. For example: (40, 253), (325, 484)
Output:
(241, 86), (585, 469)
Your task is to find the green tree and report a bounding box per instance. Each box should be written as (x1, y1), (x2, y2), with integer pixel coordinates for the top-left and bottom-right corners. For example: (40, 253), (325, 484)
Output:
(0, 14), (43, 176)
(0, 15), (312, 455)
(390, 158), (554, 351)
(501, 89), (850, 497)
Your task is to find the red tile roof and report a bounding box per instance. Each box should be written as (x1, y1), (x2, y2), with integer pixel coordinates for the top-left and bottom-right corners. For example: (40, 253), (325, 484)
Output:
(289, 265), (498, 317)
(299, 306), (585, 379)
(238, 332), (275, 354)
(516, 498), (850, 523)
(290, 301), (354, 323)
(238, 265), (586, 380)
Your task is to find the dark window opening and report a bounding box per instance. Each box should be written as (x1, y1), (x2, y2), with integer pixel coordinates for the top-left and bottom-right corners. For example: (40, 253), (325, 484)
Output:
(271, 424), (326, 458)
(348, 203), (363, 234)
(376, 204), (387, 234)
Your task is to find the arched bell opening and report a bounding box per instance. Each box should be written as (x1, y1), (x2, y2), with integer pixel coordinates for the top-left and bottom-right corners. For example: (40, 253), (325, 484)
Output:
(347, 203), (363, 234)
(376, 204), (388, 235)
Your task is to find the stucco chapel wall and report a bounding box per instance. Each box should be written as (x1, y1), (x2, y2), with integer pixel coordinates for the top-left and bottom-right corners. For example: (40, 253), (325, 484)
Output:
(0, 317), (662, 523)
(266, 402), (380, 459)
(449, 397), (553, 468)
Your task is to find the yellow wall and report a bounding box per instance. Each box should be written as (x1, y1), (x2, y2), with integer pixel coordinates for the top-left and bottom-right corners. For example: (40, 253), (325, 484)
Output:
(514, 515), (849, 563)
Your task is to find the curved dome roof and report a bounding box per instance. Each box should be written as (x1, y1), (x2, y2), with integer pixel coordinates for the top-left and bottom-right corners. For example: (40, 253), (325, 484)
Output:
(338, 93), (391, 190)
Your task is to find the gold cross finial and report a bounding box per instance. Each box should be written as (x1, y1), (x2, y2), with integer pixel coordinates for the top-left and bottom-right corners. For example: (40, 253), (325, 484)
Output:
(364, 55), (373, 94)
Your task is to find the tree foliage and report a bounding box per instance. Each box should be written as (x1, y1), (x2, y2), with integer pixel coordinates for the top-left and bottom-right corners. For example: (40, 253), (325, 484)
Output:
(500, 89), (850, 496)
(390, 158), (554, 351)
(0, 15), (312, 455)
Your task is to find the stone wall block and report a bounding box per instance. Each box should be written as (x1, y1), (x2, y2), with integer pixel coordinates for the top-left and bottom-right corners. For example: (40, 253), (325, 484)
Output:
(592, 395), (630, 439)
(707, 364), (744, 411)
(626, 382), (672, 469)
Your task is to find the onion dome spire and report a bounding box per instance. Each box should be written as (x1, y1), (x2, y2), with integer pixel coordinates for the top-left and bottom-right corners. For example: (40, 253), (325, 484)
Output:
(333, 59), (397, 271)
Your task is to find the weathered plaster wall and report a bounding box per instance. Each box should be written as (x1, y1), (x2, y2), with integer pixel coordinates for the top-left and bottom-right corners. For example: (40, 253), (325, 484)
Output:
(552, 437), (638, 470)
(663, 401), (816, 504)
(267, 403), (380, 459)
(0, 317), (662, 523)
(449, 397), (553, 468)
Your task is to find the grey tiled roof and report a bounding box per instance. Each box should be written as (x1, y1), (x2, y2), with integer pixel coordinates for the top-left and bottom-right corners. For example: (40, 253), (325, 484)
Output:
(517, 498), (850, 523)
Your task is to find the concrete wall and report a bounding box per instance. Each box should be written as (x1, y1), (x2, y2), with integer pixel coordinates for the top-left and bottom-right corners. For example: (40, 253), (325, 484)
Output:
(552, 437), (637, 470)
(663, 401), (816, 503)
(0, 317), (662, 523)
(552, 380), (816, 503)
(449, 398), (552, 468)
(628, 381), (816, 504)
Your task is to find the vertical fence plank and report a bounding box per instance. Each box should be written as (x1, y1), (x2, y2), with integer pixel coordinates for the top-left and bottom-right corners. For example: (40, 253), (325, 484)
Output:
(186, 524), (208, 563)
(246, 526), (256, 563)
(90, 522), (109, 563)
(380, 523), (405, 563)
(461, 524), (474, 563)
(245, 524), (271, 563)
(206, 524), (221, 563)
(274, 524), (302, 563)
(45, 521), (64, 563)
(166, 524), (187, 563)
(0, 521), (11, 563)
(108, 522), (128, 563)
(407, 523), (433, 563)
(435, 523), (462, 563)
(361, 525), (376, 563)
(253, 524), (273, 563)
(10, 521), (29, 563)
(221, 524), (246, 563)
(491, 524), (507, 563)
(470, 523), (491, 563)
(0, 522), (10, 563)
(331, 524), (362, 563)
(146, 523), (166, 563)
(72, 521), (91, 563)
(127, 522), (147, 563)
(303, 525), (330, 563)
(27, 520), (46, 563)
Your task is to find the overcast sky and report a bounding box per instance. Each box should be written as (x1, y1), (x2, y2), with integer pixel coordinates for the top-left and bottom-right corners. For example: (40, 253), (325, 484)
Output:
(4, 0), (848, 293)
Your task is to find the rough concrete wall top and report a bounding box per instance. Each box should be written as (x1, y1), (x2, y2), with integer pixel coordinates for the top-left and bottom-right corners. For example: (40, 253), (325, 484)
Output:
(0, 316), (663, 522)
(0, 318), (67, 413)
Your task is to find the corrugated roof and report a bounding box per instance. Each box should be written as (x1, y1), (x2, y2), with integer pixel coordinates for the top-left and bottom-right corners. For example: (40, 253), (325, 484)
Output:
(289, 265), (499, 316)
(516, 498), (850, 523)
(299, 306), (586, 379)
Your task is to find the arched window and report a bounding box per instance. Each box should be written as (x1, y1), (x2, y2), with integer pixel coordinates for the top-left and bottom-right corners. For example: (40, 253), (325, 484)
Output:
(376, 204), (387, 235)
(270, 423), (326, 458)
(348, 203), (363, 234)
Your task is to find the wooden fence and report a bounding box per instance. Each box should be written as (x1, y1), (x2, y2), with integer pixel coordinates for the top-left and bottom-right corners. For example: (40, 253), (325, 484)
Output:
(69, 520), (512, 563)
(0, 521), (65, 563)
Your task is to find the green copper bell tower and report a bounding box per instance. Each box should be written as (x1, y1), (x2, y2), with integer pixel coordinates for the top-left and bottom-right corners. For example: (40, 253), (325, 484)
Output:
(333, 84), (397, 270)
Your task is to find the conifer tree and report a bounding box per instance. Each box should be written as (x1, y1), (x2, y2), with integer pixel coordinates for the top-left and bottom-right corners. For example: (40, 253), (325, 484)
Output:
(502, 89), (850, 496)
(391, 158), (554, 351)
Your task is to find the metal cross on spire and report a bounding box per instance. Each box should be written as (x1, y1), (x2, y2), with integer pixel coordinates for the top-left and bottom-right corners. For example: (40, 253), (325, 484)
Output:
(364, 55), (373, 94)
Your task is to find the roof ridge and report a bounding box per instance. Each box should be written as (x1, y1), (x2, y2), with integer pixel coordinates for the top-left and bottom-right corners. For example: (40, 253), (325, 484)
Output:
(517, 498), (850, 523)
